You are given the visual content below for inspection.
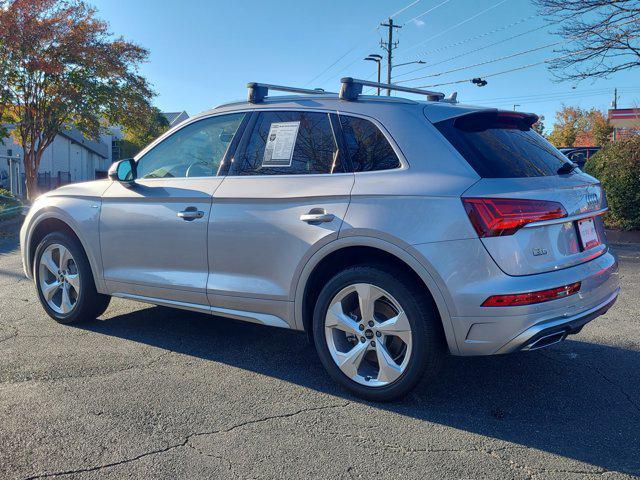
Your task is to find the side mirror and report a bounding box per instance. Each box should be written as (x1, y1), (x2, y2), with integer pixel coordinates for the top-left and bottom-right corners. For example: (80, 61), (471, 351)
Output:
(108, 158), (137, 185)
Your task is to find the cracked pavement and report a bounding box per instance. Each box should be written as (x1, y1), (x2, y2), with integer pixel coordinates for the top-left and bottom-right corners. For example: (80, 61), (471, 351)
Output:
(1, 220), (639, 479)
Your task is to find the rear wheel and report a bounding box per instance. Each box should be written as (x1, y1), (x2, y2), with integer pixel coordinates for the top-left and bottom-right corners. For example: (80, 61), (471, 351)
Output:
(34, 232), (110, 324)
(312, 265), (444, 401)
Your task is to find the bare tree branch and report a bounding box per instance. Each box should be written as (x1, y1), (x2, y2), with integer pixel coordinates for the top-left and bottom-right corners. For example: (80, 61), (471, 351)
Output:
(535, 0), (640, 81)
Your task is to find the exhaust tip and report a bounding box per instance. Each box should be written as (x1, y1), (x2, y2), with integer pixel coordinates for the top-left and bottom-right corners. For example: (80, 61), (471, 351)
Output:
(524, 331), (567, 351)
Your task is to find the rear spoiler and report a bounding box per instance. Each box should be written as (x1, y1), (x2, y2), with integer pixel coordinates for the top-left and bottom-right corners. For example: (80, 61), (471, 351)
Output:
(446, 110), (539, 132)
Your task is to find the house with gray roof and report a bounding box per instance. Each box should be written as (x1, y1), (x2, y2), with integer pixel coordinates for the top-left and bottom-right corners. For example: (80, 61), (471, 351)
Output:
(162, 111), (189, 128)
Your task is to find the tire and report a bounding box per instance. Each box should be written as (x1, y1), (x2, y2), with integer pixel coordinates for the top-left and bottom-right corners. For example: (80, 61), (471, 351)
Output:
(33, 231), (111, 324)
(312, 265), (444, 401)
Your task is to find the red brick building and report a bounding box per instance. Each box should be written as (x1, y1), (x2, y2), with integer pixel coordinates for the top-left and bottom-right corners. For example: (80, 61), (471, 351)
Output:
(608, 108), (640, 140)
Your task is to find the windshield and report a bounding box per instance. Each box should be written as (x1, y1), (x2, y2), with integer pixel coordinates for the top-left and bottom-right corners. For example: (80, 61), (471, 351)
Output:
(435, 111), (568, 178)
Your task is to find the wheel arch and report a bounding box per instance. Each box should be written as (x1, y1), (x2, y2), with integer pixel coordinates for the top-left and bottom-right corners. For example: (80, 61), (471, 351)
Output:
(25, 211), (105, 293)
(294, 236), (459, 355)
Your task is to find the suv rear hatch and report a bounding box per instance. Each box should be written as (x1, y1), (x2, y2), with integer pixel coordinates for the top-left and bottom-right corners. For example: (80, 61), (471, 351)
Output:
(432, 109), (607, 276)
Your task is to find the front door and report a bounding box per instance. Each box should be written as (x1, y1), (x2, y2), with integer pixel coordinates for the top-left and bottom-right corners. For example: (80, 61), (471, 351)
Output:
(207, 110), (354, 313)
(100, 112), (247, 307)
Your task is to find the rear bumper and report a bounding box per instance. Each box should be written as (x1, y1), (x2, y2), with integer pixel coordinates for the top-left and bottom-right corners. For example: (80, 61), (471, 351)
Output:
(410, 239), (620, 356)
(495, 287), (619, 353)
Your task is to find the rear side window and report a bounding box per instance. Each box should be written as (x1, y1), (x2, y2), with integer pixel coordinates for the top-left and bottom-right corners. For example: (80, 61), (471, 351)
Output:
(233, 111), (343, 176)
(435, 111), (567, 178)
(339, 115), (401, 172)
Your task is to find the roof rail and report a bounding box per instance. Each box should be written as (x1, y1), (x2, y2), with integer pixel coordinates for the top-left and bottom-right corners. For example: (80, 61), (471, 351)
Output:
(247, 82), (335, 103)
(339, 77), (445, 102)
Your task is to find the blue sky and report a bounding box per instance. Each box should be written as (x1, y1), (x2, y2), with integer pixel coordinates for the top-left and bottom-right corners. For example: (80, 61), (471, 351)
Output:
(92, 0), (640, 131)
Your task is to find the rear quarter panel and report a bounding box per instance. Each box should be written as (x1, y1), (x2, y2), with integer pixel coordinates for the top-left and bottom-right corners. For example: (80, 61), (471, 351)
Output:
(336, 104), (481, 354)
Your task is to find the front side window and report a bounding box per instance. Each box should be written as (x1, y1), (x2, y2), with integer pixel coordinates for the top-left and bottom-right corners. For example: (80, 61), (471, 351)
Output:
(136, 113), (245, 179)
(339, 115), (401, 172)
(233, 111), (343, 176)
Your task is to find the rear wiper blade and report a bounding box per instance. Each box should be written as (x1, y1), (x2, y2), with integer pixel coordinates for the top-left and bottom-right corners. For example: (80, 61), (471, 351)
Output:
(557, 162), (578, 175)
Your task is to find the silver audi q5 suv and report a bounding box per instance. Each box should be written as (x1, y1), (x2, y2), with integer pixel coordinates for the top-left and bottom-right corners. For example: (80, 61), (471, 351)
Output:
(20, 78), (620, 400)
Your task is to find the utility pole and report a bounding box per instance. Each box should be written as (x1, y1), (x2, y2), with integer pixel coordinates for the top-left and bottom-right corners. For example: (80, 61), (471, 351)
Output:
(612, 88), (618, 141)
(380, 18), (401, 96)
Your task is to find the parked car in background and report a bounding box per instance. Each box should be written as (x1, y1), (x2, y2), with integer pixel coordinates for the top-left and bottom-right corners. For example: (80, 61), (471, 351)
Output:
(560, 147), (601, 169)
(19, 79), (619, 401)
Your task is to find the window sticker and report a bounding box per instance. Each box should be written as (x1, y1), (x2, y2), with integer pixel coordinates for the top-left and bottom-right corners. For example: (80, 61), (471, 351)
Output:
(262, 121), (300, 167)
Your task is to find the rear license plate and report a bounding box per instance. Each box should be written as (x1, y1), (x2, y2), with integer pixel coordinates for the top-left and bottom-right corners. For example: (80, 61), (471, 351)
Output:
(577, 218), (600, 250)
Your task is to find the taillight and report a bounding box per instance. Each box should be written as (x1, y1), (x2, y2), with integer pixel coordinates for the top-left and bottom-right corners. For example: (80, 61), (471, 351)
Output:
(482, 282), (581, 307)
(462, 197), (567, 237)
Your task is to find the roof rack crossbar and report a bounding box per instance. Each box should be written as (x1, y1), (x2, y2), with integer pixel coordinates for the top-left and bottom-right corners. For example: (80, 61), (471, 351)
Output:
(339, 77), (445, 102)
(247, 82), (334, 103)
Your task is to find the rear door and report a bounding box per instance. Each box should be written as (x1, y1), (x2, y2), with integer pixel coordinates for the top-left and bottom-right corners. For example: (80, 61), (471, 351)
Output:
(434, 111), (607, 276)
(207, 110), (354, 305)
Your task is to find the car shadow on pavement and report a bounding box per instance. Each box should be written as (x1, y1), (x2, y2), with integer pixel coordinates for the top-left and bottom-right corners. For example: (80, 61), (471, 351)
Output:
(75, 304), (640, 477)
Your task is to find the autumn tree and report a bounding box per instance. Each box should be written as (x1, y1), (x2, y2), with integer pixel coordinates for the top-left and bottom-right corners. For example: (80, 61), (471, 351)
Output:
(575, 109), (614, 146)
(535, 0), (640, 81)
(548, 105), (613, 147)
(0, 27), (10, 140)
(548, 106), (582, 147)
(0, 0), (155, 199)
(117, 107), (170, 160)
(532, 115), (546, 136)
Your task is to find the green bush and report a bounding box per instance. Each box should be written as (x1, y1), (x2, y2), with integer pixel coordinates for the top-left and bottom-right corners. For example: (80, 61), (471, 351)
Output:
(584, 136), (640, 230)
(0, 188), (21, 220)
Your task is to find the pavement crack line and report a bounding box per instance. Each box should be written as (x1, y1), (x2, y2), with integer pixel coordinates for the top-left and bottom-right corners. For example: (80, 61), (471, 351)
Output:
(540, 351), (640, 413)
(22, 402), (350, 479)
(0, 349), (174, 386)
(0, 325), (19, 344)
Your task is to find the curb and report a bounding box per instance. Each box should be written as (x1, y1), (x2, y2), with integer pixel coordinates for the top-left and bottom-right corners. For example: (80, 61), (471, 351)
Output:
(606, 229), (640, 245)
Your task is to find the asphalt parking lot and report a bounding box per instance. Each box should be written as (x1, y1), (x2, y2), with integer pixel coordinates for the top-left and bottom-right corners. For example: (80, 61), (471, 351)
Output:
(1, 220), (639, 479)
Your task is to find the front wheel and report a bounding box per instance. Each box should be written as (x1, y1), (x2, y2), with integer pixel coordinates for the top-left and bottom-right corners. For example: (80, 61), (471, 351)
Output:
(313, 265), (444, 401)
(34, 232), (110, 324)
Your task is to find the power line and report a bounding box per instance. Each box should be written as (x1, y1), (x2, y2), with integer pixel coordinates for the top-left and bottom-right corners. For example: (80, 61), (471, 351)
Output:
(397, 39), (565, 83)
(393, 22), (553, 79)
(303, 0), (422, 88)
(406, 16), (640, 87)
(472, 89), (640, 106)
(464, 86), (640, 103)
(302, 28), (379, 87)
(405, 0), (453, 25)
(414, 50), (586, 89)
(390, 0), (422, 19)
(465, 88), (616, 103)
(397, 0), (510, 56)
(416, 14), (537, 57)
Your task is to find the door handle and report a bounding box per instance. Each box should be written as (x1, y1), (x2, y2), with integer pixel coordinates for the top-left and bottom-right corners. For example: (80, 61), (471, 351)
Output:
(300, 209), (335, 224)
(177, 207), (205, 221)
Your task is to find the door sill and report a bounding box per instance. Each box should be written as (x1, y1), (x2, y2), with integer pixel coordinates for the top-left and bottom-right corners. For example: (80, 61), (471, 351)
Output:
(111, 292), (291, 329)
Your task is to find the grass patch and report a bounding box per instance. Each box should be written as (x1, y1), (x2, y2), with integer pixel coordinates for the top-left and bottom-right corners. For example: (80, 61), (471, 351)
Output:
(0, 191), (22, 221)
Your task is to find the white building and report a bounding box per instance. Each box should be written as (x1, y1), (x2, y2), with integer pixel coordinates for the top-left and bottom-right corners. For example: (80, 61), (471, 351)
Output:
(1, 110), (188, 196)
(1, 128), (113, 196)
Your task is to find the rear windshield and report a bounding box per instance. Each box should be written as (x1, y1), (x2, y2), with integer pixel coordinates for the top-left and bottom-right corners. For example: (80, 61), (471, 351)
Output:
(434, 111), (567, 178)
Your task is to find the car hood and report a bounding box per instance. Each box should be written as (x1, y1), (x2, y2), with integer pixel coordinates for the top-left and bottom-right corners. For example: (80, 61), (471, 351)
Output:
(37, 179), (112, 200)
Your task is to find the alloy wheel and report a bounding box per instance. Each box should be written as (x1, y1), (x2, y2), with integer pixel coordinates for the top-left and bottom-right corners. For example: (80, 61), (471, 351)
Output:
(38, 243), (80, 315)
(324, 283), (413, 387)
